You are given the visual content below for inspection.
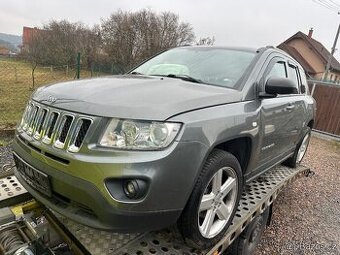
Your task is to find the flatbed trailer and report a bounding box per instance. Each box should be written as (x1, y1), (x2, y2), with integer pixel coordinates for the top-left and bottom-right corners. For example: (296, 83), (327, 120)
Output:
(0, 164), (311, 255)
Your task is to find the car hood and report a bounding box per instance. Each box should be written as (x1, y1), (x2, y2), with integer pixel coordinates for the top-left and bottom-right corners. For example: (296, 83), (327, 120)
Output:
(32, 75), (243, 121)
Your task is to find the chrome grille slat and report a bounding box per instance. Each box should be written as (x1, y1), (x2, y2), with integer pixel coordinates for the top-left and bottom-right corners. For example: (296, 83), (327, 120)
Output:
(54, 115), (74, 149)
(27, 105), (39, 135)
(33, 108), (48, 140)
(68, 119), (92, 152)
(75, 119), (91, 147)
(23, 103), (34, 131)
(19, 101), (92, 152)
(44, 112), (59, 144)
(20, 104), (30, 128)
(32, 107), (43, 136)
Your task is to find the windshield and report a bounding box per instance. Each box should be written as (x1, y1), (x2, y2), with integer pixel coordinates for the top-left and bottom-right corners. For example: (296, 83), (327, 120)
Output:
(131, 47), (255, 89)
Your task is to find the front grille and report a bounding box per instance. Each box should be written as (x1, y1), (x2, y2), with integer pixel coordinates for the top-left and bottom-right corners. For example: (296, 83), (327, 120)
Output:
(19, 101), (92, 152)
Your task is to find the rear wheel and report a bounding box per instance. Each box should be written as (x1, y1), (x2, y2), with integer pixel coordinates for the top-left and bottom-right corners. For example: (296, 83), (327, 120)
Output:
(178, 149), (243, 249)
(283, 127), (311, 168)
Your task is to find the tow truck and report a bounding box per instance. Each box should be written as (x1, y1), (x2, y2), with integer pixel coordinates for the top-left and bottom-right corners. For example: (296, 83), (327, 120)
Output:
(0, 162), (311, 255)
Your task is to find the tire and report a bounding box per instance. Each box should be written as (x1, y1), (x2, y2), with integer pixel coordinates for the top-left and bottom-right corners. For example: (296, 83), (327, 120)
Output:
(178, 149), (243, 249)
(229, 206), (270, 255)
(283, 127), (311, 168)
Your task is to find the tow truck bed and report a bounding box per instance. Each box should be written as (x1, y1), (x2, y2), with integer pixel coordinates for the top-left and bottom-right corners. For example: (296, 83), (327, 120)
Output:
(30, 164), (309, 255)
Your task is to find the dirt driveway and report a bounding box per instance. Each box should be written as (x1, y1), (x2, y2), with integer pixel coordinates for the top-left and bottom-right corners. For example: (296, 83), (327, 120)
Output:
(255, 136), (340, 255)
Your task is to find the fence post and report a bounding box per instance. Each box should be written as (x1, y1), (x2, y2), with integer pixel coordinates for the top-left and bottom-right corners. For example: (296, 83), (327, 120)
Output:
(76, 52), (81, 79)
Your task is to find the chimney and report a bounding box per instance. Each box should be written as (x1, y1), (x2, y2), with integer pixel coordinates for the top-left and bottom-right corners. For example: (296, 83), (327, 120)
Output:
(308, 28), (313, 38)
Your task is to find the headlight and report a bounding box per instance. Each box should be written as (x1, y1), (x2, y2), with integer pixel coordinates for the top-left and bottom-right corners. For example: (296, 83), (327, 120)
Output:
(99, 119), (181, 150)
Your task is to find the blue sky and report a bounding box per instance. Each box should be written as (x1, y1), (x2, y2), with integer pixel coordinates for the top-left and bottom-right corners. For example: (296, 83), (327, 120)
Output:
(1, 0), (340, 59)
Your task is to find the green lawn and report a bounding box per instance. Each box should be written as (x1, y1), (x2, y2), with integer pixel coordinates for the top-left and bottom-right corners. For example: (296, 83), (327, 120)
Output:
(0, 58), (93, 129)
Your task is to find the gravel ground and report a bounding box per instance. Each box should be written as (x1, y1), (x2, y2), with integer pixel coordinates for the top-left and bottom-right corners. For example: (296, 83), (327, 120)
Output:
(0, 136), (339, 255)
(255, 136), (340, 255)
(0, 143), (14, 174)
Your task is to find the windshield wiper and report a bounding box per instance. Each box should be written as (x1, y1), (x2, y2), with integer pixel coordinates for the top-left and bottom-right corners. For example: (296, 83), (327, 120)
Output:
(131, 72), (205, 84)
(166, 74), (205, 84)
(130, 71), (144, 75)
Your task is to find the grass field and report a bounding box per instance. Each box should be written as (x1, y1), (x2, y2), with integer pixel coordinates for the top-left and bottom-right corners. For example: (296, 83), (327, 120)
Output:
(0, 58), (94, 130)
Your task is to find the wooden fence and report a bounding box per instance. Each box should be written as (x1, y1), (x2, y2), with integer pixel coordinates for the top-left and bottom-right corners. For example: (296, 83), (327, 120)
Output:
(308, 81), (340, 136)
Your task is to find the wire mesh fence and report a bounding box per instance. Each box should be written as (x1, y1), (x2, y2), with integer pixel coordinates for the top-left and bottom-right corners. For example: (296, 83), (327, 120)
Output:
(0, 56), (119, 130)
(0, 58), (115, 88)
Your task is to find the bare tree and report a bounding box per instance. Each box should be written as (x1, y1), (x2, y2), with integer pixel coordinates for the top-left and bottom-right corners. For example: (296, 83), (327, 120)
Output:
(21, 20), (102, 87)
(21, 30), (49, 89)
(23, 21), (101, 67)
(196, 36), (215, 46)
(101, 9), (195, 71)
(41, 21), (101, 67)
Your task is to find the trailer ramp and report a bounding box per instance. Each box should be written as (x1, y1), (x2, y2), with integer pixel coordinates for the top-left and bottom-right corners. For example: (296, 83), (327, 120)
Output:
(50, 164), (310, 255)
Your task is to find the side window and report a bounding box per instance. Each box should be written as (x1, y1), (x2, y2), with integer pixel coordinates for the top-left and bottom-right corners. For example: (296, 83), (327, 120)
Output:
(268, 62), (287, 78)
(287, 64), (299, 94)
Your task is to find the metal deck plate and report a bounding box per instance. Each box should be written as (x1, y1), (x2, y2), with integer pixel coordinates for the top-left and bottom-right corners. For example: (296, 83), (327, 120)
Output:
(54, 213), (143, 255)
(0, 175), (27, 201)
(53, 165), (309, 255)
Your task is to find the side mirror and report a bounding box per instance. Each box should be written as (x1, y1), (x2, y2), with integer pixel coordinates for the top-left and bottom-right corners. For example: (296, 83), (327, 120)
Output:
(265, 77), (298, 95)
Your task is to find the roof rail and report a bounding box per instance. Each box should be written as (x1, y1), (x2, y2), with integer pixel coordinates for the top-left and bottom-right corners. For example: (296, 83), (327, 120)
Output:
(256, 45), (275, 53)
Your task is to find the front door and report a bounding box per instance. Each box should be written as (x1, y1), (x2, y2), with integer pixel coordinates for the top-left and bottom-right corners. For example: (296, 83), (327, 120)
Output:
(258, 58), (297, 166)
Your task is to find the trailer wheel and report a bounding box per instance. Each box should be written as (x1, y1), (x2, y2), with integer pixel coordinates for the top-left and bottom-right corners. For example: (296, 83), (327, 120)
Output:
(229, 206), (270, 255)
(178, 149), (243, 249)
(283, 127), (311, 168)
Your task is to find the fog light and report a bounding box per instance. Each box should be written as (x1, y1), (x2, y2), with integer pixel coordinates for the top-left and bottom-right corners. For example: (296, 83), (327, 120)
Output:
(124, 180), (139, 198)
(123, 179), (148, 199)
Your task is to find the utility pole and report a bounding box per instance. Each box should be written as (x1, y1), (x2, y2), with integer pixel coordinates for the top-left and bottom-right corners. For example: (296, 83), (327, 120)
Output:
(323, 23), (340, 81)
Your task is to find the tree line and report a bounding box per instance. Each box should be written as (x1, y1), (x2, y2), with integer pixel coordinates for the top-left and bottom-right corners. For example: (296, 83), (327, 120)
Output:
(22, 9), (215, 74)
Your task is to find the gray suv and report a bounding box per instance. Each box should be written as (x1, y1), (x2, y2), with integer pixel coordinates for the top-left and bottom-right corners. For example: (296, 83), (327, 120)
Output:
(13, 46), (315, 249)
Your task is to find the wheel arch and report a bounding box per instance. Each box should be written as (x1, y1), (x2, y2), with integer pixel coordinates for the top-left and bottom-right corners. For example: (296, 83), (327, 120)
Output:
(214, 136), (252, 175)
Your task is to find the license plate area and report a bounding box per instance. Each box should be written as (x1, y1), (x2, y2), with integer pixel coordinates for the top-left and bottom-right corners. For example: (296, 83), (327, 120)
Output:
(14, 155), (52, 197)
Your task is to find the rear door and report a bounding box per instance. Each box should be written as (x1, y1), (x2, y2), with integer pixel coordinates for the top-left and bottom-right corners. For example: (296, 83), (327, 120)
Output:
(285, 62), (308, 145)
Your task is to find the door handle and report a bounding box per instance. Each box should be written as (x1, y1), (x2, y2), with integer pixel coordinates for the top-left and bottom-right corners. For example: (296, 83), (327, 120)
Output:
(286, 104), (295, 111)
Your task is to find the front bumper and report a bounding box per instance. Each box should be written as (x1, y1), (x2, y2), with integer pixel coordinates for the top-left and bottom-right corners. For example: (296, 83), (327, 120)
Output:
(13, 132), (207, 231)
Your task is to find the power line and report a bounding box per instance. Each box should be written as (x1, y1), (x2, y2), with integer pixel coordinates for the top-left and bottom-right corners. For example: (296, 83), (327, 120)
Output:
(318, 0), (336, 8)
(312, 0), (339, 12)
(328, 0), (340, 8)
(316, 0), (336, 9)
(320, 0), (338, 8)
(312, 0), (333, 11)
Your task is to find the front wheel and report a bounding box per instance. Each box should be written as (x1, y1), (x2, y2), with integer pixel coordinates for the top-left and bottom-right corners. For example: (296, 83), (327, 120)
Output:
(283, 127), (311, 168)
(178, 149), (243, 249)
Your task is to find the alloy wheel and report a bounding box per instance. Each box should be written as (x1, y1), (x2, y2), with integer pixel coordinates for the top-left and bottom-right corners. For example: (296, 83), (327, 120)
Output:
(198, 167), (238, 238)
(296, 133), (310, 163)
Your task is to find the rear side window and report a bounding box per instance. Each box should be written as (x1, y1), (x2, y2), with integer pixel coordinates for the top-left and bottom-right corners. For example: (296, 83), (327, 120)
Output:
(287, 65), (299, 93)
(298, 68), (309, 94)
(268, 62), (287, 78)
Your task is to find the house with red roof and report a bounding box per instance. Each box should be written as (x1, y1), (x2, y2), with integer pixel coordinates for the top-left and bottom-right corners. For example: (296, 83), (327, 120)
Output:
(278, 29), (340, 83)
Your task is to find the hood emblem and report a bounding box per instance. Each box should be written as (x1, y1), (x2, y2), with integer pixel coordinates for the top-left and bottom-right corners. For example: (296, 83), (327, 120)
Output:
(47, 95), (57, 103)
